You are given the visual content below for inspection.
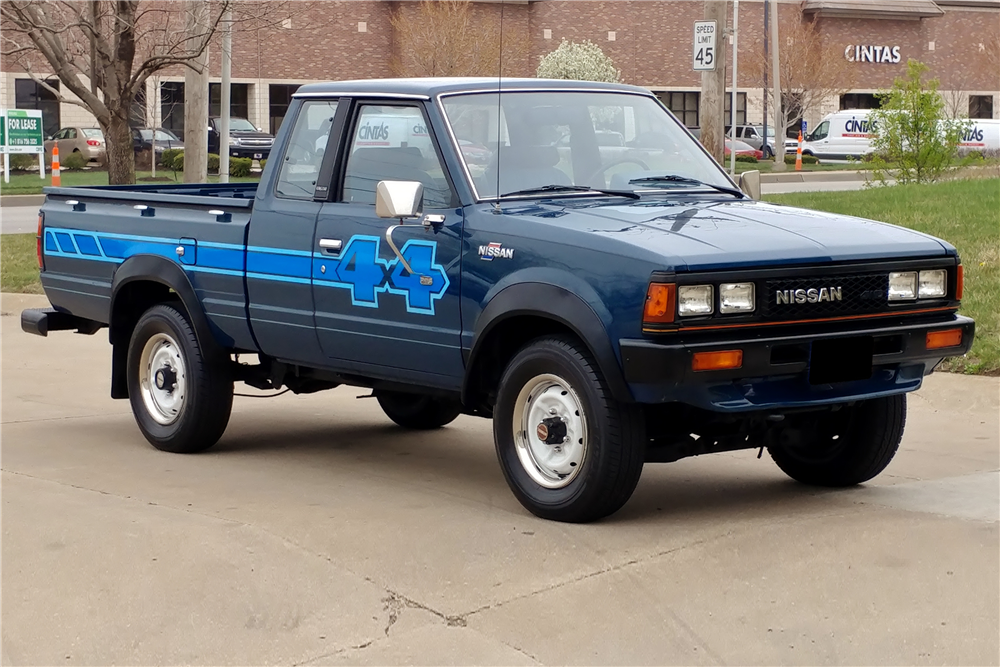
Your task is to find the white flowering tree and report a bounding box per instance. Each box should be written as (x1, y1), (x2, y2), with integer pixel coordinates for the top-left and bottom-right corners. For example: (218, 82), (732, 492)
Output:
(536, 39), (621, 83)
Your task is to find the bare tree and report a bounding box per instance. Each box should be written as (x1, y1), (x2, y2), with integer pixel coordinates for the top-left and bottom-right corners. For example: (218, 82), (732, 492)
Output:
(390, 0), (530, 78)
(1, 1), (285, 185)
(742, 17), (857, 135)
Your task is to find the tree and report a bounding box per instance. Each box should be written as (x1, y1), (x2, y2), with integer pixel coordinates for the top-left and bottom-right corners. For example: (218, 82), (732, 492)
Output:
(868, 60), (967, 186)
(390, 0), (530, 78)
(536, 39), (621, 83)
(742, 17), (855, 136)
(1, 1), (283, 185)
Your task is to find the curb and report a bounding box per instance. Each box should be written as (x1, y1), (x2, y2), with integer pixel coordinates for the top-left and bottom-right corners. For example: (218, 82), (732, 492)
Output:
(760, 170), (870, 184)
(1, 194), (45, 208)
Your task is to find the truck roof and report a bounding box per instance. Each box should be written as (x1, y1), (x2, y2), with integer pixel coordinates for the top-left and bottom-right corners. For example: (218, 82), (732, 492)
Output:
(293, 77), (654, 99)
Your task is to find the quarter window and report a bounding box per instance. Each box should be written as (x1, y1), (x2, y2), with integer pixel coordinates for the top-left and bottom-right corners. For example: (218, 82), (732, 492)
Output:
(275, 100), (339, 200)
(342, 105), (455, 208)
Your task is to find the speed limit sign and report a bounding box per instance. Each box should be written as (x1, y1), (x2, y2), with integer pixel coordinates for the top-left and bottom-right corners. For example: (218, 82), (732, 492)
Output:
(693, 20), (717, 71)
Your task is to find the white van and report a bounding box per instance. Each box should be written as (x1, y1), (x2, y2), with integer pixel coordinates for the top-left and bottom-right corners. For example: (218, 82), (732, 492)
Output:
(954, 118), (1000, 153)
(793, 109), (876, 161)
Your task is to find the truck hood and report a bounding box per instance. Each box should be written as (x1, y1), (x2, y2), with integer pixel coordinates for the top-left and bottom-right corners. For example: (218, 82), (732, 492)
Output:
(525, 198), (951, 271)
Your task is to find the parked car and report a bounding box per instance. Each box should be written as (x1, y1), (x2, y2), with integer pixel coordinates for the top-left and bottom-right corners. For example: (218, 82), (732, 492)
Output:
(727, 124), (776, 158)
(132, 127), (184, 155)
(44, 127), (105, 166)
(724, 138), (764, 160)
(25, 78), (974, 523)
(207, 117), (274, 160)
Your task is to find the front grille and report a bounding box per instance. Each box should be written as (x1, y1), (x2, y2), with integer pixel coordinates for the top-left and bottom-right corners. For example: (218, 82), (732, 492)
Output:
(240, 139), (272, 147)
(759, 272), (888, 320)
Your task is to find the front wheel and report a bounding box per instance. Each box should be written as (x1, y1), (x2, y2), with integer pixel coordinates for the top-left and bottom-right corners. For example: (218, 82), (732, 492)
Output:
(768, 395), (906, 486)
(493, 337), (645, 523)
(127, 303), (233, 453)
(376, 391), (462, 429)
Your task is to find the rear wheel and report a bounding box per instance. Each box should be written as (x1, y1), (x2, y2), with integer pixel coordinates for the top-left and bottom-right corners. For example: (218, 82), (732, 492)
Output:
(376, 391), (462, 429)
(127, 303), (233, 453)
(493, 336), (645, 523)
(768, 395), (905, 486)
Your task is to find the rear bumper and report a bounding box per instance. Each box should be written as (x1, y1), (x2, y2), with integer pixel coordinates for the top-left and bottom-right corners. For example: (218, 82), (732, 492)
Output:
(620, 315), (975, 411)
(21, 308), (103, 337)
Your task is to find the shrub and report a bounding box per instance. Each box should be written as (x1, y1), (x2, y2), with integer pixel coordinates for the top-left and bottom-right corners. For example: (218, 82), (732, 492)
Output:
(160, 148), (182, 168)
(536, 39), (621, 83)
(8, 153), (39, 171)
(735, 154), (758, 163)
(60, 151), (88, 170)
(207, 153), (220, 174)
(171, 152), (185, 172)
(258, 158), (267, 172)
(230, 157), (252, 177)
(785, 154), (819, 165)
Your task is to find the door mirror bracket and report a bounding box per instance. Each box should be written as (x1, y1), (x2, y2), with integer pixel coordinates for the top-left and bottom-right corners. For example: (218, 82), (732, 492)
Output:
(377, 180), (430, 279)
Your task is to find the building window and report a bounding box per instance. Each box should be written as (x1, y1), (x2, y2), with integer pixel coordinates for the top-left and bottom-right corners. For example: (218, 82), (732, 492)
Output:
(970, 95), (993, 119)
(724, 92), (747, 126)
(840, 93), (881, 110)
(658, 91), (699, 128)
(15, 78), (60, 138)
(269, 84), (301, 135)
(209, 83), (250, 121)
(160, 82), (185, 137)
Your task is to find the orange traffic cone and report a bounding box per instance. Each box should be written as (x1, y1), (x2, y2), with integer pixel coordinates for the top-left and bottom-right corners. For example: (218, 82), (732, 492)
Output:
(795, 131), (803, 171)
(51, 145), (61, 186)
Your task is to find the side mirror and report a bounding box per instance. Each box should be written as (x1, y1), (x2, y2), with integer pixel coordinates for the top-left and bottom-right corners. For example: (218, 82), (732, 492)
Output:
(376, 180), (423, 219)
(738, 170), (761, 200)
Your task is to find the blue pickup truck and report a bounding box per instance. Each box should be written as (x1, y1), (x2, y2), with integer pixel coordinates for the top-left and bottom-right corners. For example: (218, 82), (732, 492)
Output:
(22, 78), (974, 522)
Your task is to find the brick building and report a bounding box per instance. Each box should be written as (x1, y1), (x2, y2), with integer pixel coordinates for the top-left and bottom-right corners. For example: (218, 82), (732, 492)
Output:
(2, 0), (997, 141)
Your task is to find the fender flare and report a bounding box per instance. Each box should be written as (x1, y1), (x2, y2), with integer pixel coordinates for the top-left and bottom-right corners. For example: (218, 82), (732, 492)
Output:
(462, 282), (633, 404)
(110, 254), (224, 354)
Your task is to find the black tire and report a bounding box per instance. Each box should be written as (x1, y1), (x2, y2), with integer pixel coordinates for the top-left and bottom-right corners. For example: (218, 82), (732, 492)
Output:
(493, 336), (645, 523)
(376, 391), (462, 429)
(763, 145), (774, 159)
(768, 395), (906, 486)
(126, 303), (233, 453)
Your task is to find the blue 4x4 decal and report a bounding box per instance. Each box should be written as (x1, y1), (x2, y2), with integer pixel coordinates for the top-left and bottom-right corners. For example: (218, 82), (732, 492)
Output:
(313, 235), (450, 315)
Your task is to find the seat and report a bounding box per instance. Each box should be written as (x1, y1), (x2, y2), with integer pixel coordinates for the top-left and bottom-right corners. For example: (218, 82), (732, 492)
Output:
(343, 147), (433, 205)
(485, 145), (571, 195)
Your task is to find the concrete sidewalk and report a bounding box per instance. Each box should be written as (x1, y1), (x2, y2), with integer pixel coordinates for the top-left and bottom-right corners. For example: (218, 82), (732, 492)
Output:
(2, 292), (997, 666)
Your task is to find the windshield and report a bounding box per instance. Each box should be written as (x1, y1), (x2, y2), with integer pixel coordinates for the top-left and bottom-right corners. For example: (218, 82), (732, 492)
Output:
(754, 126), (775, 137)
(442, 91), (732, 199)
(228, 118), (258, 132)
(82, 129), (103, 139)
(139, 129), (178, 141)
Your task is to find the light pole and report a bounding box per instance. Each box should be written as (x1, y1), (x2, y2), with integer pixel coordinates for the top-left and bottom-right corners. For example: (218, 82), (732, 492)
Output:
(729, 0), (739, 176)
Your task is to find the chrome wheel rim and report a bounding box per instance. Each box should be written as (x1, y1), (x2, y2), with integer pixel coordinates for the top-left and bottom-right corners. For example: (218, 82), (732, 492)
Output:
(138, 332), (186, 425)
(512, 373), (588, 489)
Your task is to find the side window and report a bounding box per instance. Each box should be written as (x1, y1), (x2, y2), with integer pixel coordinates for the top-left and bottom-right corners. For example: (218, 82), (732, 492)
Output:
(66, 129), (77, 139)
(811, 120), (830, 141)
(275, 99), (338, 200)
(342, 105), (455, 208)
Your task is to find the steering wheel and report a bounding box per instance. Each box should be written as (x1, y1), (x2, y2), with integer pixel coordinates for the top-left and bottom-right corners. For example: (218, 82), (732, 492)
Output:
(583, 158), (650, 186)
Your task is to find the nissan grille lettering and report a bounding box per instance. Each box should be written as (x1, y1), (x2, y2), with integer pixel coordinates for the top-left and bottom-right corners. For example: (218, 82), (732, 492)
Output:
(776, 287), (843, 305)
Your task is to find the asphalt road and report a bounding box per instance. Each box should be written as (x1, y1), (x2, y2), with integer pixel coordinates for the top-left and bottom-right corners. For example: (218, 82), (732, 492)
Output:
(2, 292), (998, 666)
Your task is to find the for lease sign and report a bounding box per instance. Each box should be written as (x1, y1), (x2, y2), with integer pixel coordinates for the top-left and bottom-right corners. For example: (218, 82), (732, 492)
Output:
(2, 109), (44, 154)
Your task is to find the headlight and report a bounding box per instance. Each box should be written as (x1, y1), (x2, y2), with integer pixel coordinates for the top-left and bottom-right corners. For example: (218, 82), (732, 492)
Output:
(888, 271), (917, 301)
(918, 269), (947, 298)
(719, 282), (755, 314)
(229, 137), (241, 146)
(678, 285), (714, 316)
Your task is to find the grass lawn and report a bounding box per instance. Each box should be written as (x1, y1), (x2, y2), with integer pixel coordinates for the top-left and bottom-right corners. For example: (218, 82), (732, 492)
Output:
(1, 233), (43, 294)
(766, 178), (1000, 375)
(0, 169), (261, 195)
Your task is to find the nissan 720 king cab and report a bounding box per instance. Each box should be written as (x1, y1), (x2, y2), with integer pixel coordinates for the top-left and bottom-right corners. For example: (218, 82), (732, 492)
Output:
(22, 79), (974, 522)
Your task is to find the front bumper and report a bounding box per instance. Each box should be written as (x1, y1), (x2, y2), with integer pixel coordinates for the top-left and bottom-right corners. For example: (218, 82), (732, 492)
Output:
(620, 315), (975, 411)
(230, 146), (272, 159)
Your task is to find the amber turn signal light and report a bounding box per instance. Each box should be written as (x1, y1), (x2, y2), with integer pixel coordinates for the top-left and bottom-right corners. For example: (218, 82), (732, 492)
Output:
(644, 283), (676, 324)
(692, 349), (743, 371)
(926, 329), (963, 350)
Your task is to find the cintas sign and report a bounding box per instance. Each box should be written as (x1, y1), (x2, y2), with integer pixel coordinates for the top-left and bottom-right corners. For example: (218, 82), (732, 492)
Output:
(844, 44), (902, 64)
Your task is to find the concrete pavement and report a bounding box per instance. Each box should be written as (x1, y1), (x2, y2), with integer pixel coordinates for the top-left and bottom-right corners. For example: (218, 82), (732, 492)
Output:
(2, 292), (998, 665)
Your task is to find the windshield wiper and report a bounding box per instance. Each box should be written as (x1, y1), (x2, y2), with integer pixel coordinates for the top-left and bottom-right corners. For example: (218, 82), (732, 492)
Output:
(629, 175), (744, 198)
(500, 184), (640, 200)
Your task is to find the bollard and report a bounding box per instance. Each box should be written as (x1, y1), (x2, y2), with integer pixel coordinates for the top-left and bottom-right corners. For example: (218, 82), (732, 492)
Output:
(795, 131), (803, 171)
(51, 145), (61, 186)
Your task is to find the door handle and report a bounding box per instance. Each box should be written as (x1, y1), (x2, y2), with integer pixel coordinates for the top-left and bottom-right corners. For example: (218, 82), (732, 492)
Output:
(319, 238), (342, 253)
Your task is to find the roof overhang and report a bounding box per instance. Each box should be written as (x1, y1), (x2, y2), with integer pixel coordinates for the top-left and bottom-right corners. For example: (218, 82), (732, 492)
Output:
(803, 0), (945, 19)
